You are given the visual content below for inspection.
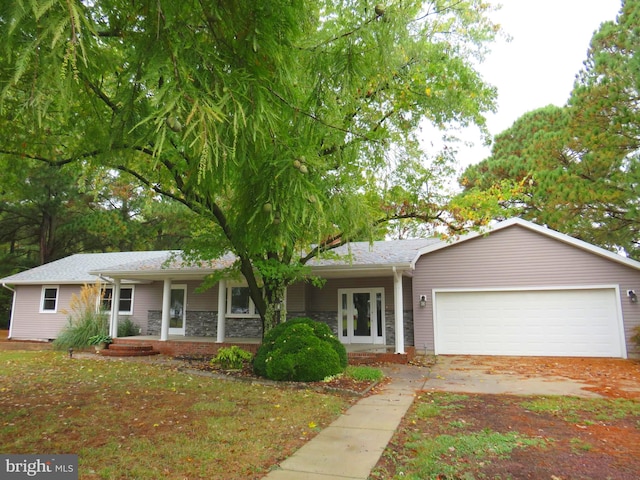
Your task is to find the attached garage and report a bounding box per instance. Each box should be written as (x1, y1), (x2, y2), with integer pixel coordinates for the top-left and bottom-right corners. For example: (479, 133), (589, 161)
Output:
(433, 287), (625, 357)
(412, 218), (640, 359)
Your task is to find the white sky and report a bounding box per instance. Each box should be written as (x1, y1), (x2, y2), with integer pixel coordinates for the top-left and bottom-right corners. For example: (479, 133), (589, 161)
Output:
(455, 0), (622, 170)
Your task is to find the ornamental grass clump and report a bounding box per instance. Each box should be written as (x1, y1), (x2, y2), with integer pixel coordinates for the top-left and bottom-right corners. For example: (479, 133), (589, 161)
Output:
(253, 317), (347, 382)
(53, 283), (109, 350)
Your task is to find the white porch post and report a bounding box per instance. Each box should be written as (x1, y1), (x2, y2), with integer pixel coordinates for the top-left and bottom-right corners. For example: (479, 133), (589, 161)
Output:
(216, 279), (226, 343)
(393, 268), (405, 354)
(160, 278), (171, 341)
(109, 278), (121, 338)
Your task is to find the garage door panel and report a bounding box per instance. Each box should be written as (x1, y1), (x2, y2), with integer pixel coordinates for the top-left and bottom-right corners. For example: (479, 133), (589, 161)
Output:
(434, 288), (623, 357)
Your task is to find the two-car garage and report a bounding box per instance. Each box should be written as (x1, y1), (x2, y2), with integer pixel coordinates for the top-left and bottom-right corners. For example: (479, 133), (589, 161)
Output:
(433, 287), (626, 357)
(413, 219), (640, 359)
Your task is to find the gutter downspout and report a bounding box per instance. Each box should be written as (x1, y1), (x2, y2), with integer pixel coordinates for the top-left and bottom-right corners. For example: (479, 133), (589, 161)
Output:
(2, 283), (16, 339)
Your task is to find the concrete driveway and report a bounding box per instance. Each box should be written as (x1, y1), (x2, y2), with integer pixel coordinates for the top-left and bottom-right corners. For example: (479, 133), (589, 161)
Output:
(384, 355), (605, 398)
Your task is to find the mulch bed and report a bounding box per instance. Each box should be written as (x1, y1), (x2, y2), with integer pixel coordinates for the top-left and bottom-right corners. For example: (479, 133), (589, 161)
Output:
(173, 354), (389, 397)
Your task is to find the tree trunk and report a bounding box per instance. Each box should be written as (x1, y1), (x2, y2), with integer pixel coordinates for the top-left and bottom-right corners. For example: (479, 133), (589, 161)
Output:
(262, 284), (287, 338)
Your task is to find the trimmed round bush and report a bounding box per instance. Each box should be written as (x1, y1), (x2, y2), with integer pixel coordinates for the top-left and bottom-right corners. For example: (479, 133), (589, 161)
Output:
(253, 317), (347, 382)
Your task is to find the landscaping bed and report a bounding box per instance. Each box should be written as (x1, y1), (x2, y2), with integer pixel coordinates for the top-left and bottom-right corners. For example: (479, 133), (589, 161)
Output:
(173, 354), (388, 397)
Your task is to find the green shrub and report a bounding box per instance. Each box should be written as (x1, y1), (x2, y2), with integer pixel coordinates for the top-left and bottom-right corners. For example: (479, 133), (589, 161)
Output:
(118, 318), (139, 337)
(253, 317), (347, 382)
(211, 346), (253, 370)
(53, 284), (109, 350)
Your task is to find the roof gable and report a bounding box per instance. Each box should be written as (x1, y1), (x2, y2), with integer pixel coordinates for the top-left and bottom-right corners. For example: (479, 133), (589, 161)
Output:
(415, 218), (640, 271)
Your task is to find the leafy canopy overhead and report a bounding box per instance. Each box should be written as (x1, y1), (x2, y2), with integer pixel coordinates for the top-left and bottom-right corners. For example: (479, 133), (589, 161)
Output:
(1, 0), (500, 327)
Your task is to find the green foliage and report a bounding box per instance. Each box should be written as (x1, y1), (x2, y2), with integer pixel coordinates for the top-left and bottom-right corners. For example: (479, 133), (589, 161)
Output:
(344, 365), (384, 382)
(211, 346), (253, 370)
(88, 334), (113, 346)
(117, 318), (140, 337)
(0, 0), (501, 330)
(53, 284), (109, 350)
(253, 317), (347, 382)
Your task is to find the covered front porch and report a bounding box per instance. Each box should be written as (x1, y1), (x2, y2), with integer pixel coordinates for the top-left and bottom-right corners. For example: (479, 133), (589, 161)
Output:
(110, 335), (415, 364)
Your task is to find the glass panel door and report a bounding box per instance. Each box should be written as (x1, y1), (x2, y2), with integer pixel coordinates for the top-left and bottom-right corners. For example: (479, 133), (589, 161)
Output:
(338, 288), (385, 344)
(169, 285), (186, 336)
(352, 292), (372, 342)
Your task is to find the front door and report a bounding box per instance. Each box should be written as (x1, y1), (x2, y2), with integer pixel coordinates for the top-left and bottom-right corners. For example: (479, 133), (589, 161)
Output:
(169, 285), (187, 336)
(338, 288), (385, 344)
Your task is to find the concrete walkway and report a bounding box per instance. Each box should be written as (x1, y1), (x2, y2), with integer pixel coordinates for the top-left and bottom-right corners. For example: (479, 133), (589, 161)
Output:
(262, 364), (428, 480)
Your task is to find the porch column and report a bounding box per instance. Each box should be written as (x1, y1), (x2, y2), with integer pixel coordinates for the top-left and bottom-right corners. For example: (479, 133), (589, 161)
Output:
(393, 268), (405, 354)
(160, 278), (171, 341)
(216, 279), (226, 343)
(109, 278), (121, 338)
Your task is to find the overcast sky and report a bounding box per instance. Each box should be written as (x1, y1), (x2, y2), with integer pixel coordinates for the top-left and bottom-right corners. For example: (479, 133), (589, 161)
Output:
(454, 0), (622, 169)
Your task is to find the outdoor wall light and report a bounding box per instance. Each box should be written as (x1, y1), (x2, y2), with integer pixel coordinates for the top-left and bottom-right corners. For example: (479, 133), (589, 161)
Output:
(419, 295), (427, 308)
(628, 290), (638, 303)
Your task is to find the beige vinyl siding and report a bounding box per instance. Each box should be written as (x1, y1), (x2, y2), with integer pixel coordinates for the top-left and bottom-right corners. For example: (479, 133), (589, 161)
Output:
(10, 285), (80, 341)
(307, 275), (413, 313)
(413, 225), (640, 355)
(184, 280), (217, 310)
(286, 282), (306, 312)
(308, 277), (393, 312)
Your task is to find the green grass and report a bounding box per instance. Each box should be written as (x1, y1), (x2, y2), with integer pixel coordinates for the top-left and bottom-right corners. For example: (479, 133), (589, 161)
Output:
(402, 429), (547, 479)
(344, 365), (385, 382)
(413, 392), (468, 419)
(0, 351), (350, 479)
(521, 396), (640, 423)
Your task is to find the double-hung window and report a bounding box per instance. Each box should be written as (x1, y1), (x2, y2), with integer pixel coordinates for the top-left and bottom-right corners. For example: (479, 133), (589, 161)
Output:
(101, 287), (134, 315)
(40, 286), (59, 313)
(226, 285), (258, 316)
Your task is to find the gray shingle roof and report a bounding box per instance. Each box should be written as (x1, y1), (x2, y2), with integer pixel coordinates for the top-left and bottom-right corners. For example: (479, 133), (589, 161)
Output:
(309, 238), (442, 267)
(0, 251), (173, 285)
(0, 238), (441, 285)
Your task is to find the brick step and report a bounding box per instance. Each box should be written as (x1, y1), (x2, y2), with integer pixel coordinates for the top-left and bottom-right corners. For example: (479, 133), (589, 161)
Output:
(98, 343), (159, 357)
(99, 348), (160, 357)
(108, 343), (155, 352)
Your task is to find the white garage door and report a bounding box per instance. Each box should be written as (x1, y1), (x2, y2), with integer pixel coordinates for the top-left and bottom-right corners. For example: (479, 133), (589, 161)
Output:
(434, 288), (625, 357)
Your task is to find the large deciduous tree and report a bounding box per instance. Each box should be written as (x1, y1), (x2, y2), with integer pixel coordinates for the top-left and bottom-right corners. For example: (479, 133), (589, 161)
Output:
(456, 0), (640, 257)
(0, 0), (500, 333)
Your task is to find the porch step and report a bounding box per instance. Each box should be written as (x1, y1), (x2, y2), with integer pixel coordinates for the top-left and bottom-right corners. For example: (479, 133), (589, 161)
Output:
(98, 343), (159, 357)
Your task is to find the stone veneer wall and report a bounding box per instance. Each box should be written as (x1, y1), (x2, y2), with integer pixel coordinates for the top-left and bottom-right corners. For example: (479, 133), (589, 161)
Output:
(147, 311), (263, 338)
(147, 309), (414, 347)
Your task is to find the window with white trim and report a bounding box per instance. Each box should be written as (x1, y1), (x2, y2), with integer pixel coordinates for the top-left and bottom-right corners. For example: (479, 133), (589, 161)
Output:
(226, 285), (258, 316)
(40, 286), (59, 313)
(101, 287), (134, 315)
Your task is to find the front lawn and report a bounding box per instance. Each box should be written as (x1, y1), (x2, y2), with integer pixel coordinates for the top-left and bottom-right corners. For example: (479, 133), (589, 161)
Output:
(371, 391), (640, 479)
(0, 351), (351, 479)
